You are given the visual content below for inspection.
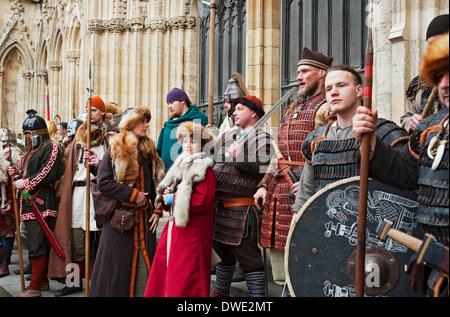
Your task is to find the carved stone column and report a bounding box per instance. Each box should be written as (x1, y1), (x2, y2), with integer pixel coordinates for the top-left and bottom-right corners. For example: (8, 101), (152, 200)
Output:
(246, 0), (281, 126)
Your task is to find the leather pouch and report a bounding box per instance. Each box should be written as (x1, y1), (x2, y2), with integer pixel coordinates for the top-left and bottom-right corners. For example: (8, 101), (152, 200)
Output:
(91, 177), (119, 228)
(110, 208), (134, 233)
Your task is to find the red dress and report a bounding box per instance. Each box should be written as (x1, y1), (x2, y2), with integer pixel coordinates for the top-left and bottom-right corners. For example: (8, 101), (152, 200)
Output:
(144, 168), (216, 297)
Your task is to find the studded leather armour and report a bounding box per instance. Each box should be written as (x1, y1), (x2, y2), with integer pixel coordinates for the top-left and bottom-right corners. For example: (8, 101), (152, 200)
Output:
(410, 109), (449, 245)
(213, 129), (272, 246)
(260, 93), (327, 251)
(303, 119), (409, 192)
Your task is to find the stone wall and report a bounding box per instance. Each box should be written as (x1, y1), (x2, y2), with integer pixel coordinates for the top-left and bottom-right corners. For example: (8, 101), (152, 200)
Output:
(0, 0), (448, 136)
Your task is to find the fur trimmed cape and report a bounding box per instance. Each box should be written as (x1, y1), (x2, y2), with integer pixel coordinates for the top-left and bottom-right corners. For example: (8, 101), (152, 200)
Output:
(109, 130), (165, 189)
(155, 151), (214, 227)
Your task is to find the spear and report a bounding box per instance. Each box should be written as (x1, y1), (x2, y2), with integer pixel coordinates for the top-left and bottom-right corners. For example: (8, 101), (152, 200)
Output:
(5, 114), (25, 291)
(208, 0), (217, 125)
(45, 70), (50, 121)
(355, 0), (374, 297)
(85, 60), (93, 297)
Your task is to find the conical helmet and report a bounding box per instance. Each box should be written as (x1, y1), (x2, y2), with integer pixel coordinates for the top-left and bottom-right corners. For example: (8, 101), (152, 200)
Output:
(22, 109), (49, 150)
(223, 73), (248, 102)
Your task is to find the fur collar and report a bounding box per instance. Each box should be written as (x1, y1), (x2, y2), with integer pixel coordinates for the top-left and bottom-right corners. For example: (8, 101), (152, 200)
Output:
(155, 151), (214, 227)
(109, 130), (163, 187)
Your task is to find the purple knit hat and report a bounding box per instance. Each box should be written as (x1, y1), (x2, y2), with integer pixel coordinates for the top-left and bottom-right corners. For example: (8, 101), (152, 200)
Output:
(166, 87), (190, 103)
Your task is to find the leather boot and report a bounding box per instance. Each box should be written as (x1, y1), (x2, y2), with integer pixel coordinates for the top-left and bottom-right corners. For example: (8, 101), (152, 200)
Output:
(0, 260), (10, 278)
(54, 280), (83, 297)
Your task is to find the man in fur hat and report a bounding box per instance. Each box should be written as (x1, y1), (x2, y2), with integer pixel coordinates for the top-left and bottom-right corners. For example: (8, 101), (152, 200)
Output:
(254, 47), (333, 286)
(212, 96), (275, 297)
(400, 14), (448, 133)
(48, 97), (122, 296)
(353, 33), (449, 296)
(157, 88), (208, 171)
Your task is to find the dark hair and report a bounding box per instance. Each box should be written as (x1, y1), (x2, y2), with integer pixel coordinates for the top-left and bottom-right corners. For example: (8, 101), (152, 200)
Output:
(58, 122), (68, 130)
(327, 65), (363, 86)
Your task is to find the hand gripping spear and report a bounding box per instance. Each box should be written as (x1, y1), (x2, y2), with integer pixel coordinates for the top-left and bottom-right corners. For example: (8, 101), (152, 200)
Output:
(85, 60), (93, 296)
(5, 114), (25, 291)
(355, 1), (374, 297)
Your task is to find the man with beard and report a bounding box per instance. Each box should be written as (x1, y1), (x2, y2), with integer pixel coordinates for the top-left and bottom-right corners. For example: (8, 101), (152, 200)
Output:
(8, 110), (64, 297)
(253, 48), (333, 286)
(48, 97), (122, 296)
(157, 88), (208, 171)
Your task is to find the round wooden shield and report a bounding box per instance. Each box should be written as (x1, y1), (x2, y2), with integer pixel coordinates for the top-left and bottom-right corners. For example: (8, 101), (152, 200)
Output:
(285, 177), (424, 297)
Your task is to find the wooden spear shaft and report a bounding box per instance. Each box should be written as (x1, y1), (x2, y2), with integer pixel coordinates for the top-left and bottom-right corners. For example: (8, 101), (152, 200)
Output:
(355, 2), (374, 297)
(421, 87), (438, 119)
(6, 115), (25, 291)
(85, 60), (92, 297)
(208, 0), (216, 125)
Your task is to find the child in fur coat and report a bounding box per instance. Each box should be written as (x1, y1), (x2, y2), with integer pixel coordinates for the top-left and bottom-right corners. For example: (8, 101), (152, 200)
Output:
(144, 122), (216, 297)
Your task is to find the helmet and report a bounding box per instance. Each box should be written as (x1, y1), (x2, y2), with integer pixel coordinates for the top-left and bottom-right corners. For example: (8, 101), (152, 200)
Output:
(223, 73), (248, 116)
(223, 73), (248, 102)
(66, 118), (83, 139)
(22, 109), (50, 150)
(0, 128), (16, 145)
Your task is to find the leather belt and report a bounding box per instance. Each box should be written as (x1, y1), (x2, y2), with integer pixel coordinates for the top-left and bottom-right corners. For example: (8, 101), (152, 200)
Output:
(217, 197), (255, 208)
(73, 181), (86, 187)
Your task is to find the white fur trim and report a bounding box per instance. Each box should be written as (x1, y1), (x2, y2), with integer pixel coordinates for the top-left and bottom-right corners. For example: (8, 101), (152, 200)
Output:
(155, 152), (214, 227)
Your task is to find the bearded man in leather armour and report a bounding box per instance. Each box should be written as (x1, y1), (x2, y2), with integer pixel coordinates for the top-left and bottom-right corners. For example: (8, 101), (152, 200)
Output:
(253, 48), (333, 285)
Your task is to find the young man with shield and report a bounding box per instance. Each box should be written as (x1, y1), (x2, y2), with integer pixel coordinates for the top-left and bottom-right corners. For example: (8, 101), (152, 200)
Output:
(292, 65), (409, 212)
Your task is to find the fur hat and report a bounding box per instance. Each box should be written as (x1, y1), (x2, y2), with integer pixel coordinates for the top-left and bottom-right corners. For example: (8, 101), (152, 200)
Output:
(176, 121), (215, 149)
(421, 32), (449, 87)
(118, 106), (151, 132)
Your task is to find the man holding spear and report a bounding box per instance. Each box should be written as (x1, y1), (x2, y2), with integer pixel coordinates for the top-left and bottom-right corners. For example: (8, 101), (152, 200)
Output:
(353, 32), (449, 297)
(48, 94), (121, 297)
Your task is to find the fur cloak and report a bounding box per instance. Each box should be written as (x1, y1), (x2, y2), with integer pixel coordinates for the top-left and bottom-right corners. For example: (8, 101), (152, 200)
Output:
(154, 151), (214, 227)
(145, 151), (216, 297)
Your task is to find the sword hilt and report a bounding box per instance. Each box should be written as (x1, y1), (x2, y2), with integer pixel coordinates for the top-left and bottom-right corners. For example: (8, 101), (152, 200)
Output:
(376, 219), (422, 252)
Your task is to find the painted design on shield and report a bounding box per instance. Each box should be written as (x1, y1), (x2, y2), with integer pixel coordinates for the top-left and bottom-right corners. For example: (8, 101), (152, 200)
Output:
(324, 184), (418, 251)
(321, 184), (419, 297)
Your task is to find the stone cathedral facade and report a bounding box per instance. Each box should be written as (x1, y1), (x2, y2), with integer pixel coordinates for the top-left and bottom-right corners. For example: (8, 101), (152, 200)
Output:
(0, 0), (448, 139)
